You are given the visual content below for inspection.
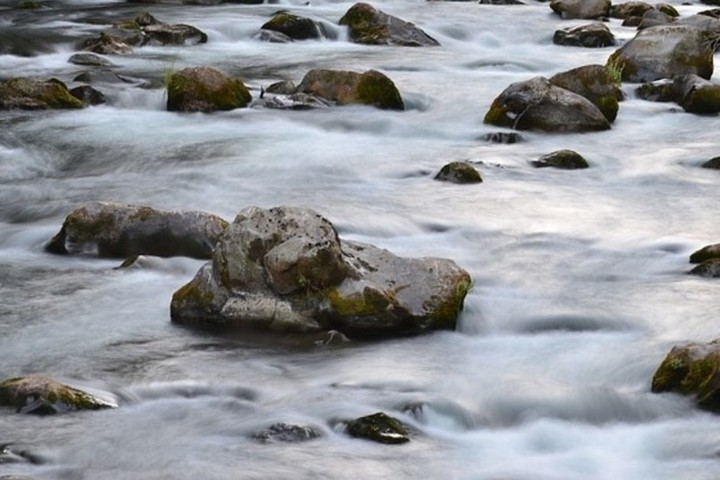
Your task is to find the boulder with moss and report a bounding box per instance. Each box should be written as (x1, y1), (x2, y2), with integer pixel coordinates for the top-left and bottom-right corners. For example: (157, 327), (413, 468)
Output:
(652, 340), (720, 411)
(434, 162), (483, 184)
(260, 11), (329, 40)
(549, 0), (610, 19)
(0, 78), (84, 110)
(689, 259), (720, 277)
(170, 206), (471, 338)
(167, 66), (251, 113)
(610, 1), (654, 19)
(549, 64), (622, 122)
(483, 76), (610, 132)
(690, 243), (720, 264)
(672, 74), (720, 114)
(530, 149), (589, 169)
(607, 25), (714, 82)
(0, 376), (115, 414)
(345, 412), (410, 444)
(45, 201), (229, 259)
(339, 2), (439, 46)
(296, 69), (404, 110)
(553, 22), (615, 48)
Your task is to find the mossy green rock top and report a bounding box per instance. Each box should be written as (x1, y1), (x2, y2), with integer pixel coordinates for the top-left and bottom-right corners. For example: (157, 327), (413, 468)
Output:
(171, 206), (471, 337)
(45, 201), (229, 259)
(0, 376), (115, 414)
(346, 412), (410, 444)
(339, 2), (439, 47)
(549, 64), (622, 123)
(0, 78), (84, 110)
(261, 12), (327, 40)
(434, 162), (483, 184)
(297, 68), (404, 110)
(652, 340), (720, 411)
(167, 66), (252, 113)
(531, 149), (590, 169)
(607, 25), (714, 82)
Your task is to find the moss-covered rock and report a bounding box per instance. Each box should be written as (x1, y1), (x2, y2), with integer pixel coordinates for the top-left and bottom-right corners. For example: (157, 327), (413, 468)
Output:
(689, 258), (720, 277)
(689, 243), (720, 263)
(261, 11), (328, 40)
(0, 78), (84, 110)
(142, 23), (208, 46)
(652, 340), (720, 411)
(635, 81), (676, 102)
(297, 69), (404, 110)
(167, 66), (251, 113)
(171, 206), (472, 338)
(345, 412), (410, 444)
(549, 0), (610, 19)
(672, 74), (720, 114)
(0, 376), (115, 414)
(339, 2), (439, 47)
(553, 22), (615, 48)
(434, 162), (483, 184)
(530, 149), (589, 169)
(607, 25), (714, 82)
(610, 1), (654, 19)
(484, 76), (610, 132)
(549, 64), (622, 123)
(45, 201), (229, 259)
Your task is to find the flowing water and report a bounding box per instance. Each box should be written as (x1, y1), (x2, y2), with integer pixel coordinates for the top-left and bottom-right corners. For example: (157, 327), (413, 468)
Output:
(1, 0), (720, 478)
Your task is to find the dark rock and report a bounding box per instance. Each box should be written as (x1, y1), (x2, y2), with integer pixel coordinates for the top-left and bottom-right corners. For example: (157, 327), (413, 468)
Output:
(255, 29), (294, 43)
(261, 11), (328, 40)
(689, 259), (720, 277)
(166, 66), (252, 113)
(252, 423), (322, 443)
(479, 132), (524, 143)
(483, 76), (610, 132)
(689, 243), (720, 263)
(553, 22), (615, 48)
(0, 78), (84, 110)
(635, 80), (675, 102)
(549, 64), (623, 122)
(701, 157), (720, 169)
(297, 69), (404, 110)
(636, 9), (674, 30)
(261, 92), (333, 110)
(68, 52), (114, 67)
(346, 412), (410, 444)
(699, 8), (720, 19)
(170, 206), (471, 337)
(607, 25), (715, 82)
(478, 0), (524, 4)
(45, 201), (229, 259)
(73, 69), (134, 84)
(142, 23), (208, 46)
(434, 162), (483, 184)
(610, 1), (654, 19)
(672, 74), (720, 114)
(0, 376), (115, 414)
(82, 32), (134, 55)
(69, 85), (106, 106)
(339, 2), (439, 47)
(530, 149), (589, 169)
(549, 0), (610, 19)
(656, 3), (679, 17)
(266, 80), (296, 94)
(652, 339), (720, 411)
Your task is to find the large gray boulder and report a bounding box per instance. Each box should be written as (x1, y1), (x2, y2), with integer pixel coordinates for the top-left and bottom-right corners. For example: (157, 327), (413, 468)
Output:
(166, 66), (252, 113)
(553, 22), (615, 48)
(296, 69), (404, 110)
(338, 2), (439, 46)
(45, 202), (229, 259)
(549, 64), (623, 122)
(260, 11), (330, 41)
(170, 206), (471, 337)
(0, 375), (115, 414)
(0, 78), (84, 110)
(607, 25), (715, 82)
(483, 76), (610, 132)
(549, 0), (610, 19)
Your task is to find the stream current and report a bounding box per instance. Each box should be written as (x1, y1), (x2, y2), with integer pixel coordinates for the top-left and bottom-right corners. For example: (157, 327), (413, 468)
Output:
(1, 0), (720, 478)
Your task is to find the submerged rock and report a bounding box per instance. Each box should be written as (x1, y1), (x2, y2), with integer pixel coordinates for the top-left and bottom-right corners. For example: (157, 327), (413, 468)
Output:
(166, 66), (252, 113)
(607, 25), (715, 82)
(296, 69), (404, 110)
(0, 376), (114, 414)
(170, 206), (471, 338)
(652, 340), (720, 411)
(69, 85), (106, 106)
(689, 259), (720, 277)
(68, 52), (114, 67)
(261, 11), (329, 40)
(345, 412), (410, 444)
(252, 423), (323, 443)
(549, 64), (623, 122)
(45, 201), (229, 259)
(434, 162), (483, 184)
(549, 0), (610, 19)
(553, 22), (615, 48)
(479, 132), (524, 144)
(0, 78), (84, 110)
(483, 76), (610, 132)
(689, 243), (720, 263)
(339, 2), (439, 47)
(530, 149), (589, 169)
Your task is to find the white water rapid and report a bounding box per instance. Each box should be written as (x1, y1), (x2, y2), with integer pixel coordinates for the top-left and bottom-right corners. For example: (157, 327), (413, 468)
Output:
(1, 0), (720, 478)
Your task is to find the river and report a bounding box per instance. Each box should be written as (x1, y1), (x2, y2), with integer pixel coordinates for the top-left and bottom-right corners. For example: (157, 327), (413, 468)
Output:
(1, 0), (720, 478)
